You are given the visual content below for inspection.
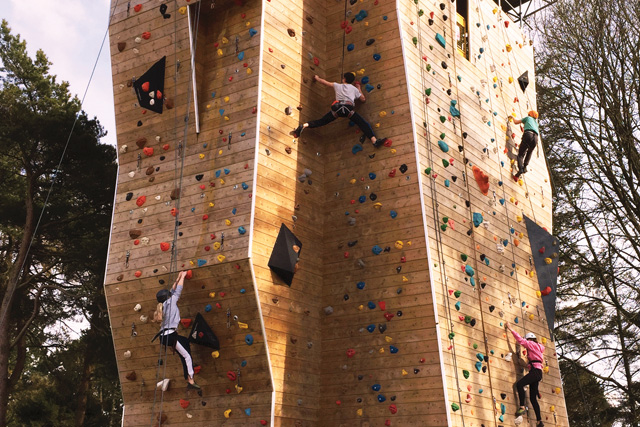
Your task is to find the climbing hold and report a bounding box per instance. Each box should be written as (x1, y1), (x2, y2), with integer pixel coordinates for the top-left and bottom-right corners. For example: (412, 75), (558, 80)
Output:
(390, 210), (397, 219)
(373, 53), (381, 61)
(472, 165), (490, 195)
(245, 334), (254, 345)
(462, 369), (470, 379)
(389, 345), (398, 353)
(472, 212), (484, 227)
(438, 140), (449, 152)
(436, 33), (446, 48)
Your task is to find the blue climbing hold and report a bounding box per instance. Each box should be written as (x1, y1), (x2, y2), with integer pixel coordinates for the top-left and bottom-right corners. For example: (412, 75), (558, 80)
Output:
(479, 388), (484, 393)
(242, 182), (249, 190)
(215, 170), (221, 178)
(197, 259), (207, 267)
(232, 207), (237, 215)
(372, 245), (382, 255)
(444, 179), (450, 188)
(450, 100), (460, 118)
(245, 408), (251, 416)
(211, 91), (216, 98)
(484, 257), (490, 266)
(241, 132), (246, 137)
(219, 109), (225, 116)
(436, 33), (446, 48)
(355, 9), (368, 21)
(240, 288), (246, 294)
(249, 28), (257, 37)
(499, 198), (505, 205)
(377, 394), (386, 403)
(476, 353), (485, 361)
(205, 304), (212, 312)
(361, 76), (370, 84)
(479, 47), (485, 53)
(224, 168), (230, 175)
(373, 53), (381, 61)
(191, 207), (196, 212)
(359, 195), (366, 203)
(390, 345), (399, 354)
(390, 210), (398, 219)
(383, 15), (388, 20)
(455, 301), (461, 311)
(372, 384), (381, 391)
(367, 324), (376, 332)
(245, 334), (254, 345)
(347, 43), (355, 51)
(241, 359), (247, 367)
(352, 144), (363, 154)
(369, 172), (376, 180)
(365, 84), (375, 92)
(357, 281), (366, 290)
(368, 301), (376, 309)
(465, 265), (475, 277)
(238, 226), (246, 235)
(499, 415), (504, 422)
(475, 361), (482, 372)
(515, 317), (519, 324)
(438, 140), (449, 152)
(503, 239), (509, 246)
(470, 277), (476, 287)
(501, 403), (506, 415)
(473, 212), (484, 227)
(238, 51), (245, 60)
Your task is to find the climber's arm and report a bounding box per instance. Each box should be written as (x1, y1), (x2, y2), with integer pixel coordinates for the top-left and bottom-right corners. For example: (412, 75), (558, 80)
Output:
(314, 75), (334, 88)
(355, 81), (366, 102)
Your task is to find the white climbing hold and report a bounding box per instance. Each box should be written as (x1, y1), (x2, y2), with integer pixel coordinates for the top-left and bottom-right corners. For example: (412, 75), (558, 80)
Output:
(140, 315), (148, 323)
(128, 171), (135, 178)
(119, 145), (128, 154)
(134, 303), (142, 312)
(156, 378), (170, 391)
(505, 352), (513, 362)
(124, 350), (131, 359)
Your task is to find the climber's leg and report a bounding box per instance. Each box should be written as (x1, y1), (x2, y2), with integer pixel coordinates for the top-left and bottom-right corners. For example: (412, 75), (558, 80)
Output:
(307, 111), (337, 129)
(529, 374), (543, 421)
(522, 132), (538, 171)
(174, 335), (194, 381)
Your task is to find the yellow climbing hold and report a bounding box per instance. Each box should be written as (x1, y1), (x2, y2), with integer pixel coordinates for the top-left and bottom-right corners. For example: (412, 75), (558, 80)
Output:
(407, 241), (412, 246)
(211, 350), (220, 358)
(385, 336), (393, 343)
(217, 254), (226, 262)
(246, 21), (251, 27)
(357, 409), (363, 416)
(519, 232), (524, 238)
(402, 276), (409, 282)
(358, 304), (364, 310)
(375, 123), (380, 128)
(218, 149), (223, 155)
(545, 257), (552, 264)
(492, 7), (498, 13)
(390, 148), (397, 154)
(222, 37), (229, 44)
(206, 104), (211, 109)
(543, 366), (550, 374)
(379, 347), (385, 354)
(189, 260), (195, 266)
(555, 387), (561, 394)
(402, 369), (408, 376)
(209, 292), (216, 298)
(528, 314), (534, 320)
(394, 240), (403, 250)
(224, 409), (232, 418)
(350, 178), (356, 184)
(518, 178), (524, 186)
(179, 6), (187, 14)
(209, 202), (215, 207)
(506, 44), (513, 52)
(536, 290), (542, 297)
(238, 321), (248, 329)
(550, 405), (556, 412)
(508, 76), (514, 83)
(199, 153), (205, 159)
(235, 384), (243, 393)
(247, 67), (252, 75)
(213, 242), (221, 250)
(224, 116), (230, 121)
(217, 49), (223, 56)
(541, 337), (547, 344)
(224, 96), (230, 102)
(379, 111), (387, 117)
(493, 76), (498, 83)
(510, 196), (515, 203)
(357, 68), (365, 75)
(516, 215), (523, 222)
(220, 178), (225, 185)
(373, 202), (383, 209)
(225, 219), (232, 226)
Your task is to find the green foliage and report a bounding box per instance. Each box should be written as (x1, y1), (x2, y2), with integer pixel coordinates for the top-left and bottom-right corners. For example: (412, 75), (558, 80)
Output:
(0, 19), (121, 425)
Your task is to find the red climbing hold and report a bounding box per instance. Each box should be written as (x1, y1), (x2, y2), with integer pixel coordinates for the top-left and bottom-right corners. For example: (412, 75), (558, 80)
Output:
(384, 312), (395, 321)
(185, 270), (193, 279)
(141, 81), (150, 92)
(193, 365), (201, 374)
(388, 169), (396, 177)
(539, 247), (545, 254)
(260, 421), (268, 426)
(136, 195), (146, 207)
(135, 270), (142, 277)
(344, 252), (349, 258)
(346, 348), (356, 358)
(134, 239), (140, 245)
(162, 144), (170, 150)
(180, 318), (192, 328)
(345, 26), (353, 34)
(340, 21), (347, 29)
(179, 399), (190, 409)
(143, 147), (154, 156)
(160, 242), (170, 252)
(389, 404), (398, 414)
(133, 4), (142, 12)
(227, 370), (237, 381)
(385, 420), (391, 426)
(313, 57), (320, 66)
(379, 301), (386, 310)
(472, 165), (490, 196)
(141, 31), (151, 40)
(171, 208), (178, 216)
(541, 286), (552, 296)
(383, 139), (393, 147)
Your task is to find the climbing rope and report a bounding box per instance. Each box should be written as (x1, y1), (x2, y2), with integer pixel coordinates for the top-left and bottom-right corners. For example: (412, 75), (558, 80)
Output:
(412, 3), (467, 425)
(150, 1), (204, 424)
(339, 0), (349, 80)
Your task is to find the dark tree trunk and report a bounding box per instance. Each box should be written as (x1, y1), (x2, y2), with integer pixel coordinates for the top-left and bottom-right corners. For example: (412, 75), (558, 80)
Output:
(74, 339), (94, 427)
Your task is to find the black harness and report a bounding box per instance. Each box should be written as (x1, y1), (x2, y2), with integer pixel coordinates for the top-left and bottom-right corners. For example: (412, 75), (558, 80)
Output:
(331, 100), (355, 118)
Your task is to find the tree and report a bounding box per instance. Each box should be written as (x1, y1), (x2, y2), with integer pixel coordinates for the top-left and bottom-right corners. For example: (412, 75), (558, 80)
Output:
(0, 20), (121, 425)
(535, 0), (640, 425)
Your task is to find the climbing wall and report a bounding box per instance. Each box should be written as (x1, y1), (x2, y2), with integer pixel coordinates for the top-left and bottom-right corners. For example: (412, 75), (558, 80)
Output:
(398, 0), (569, 425)
(106, 0), (274, 425)
(105, 0), (569, 425)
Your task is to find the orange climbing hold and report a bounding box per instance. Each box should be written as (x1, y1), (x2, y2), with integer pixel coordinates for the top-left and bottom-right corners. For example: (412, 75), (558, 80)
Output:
(472, 165), (490, 196)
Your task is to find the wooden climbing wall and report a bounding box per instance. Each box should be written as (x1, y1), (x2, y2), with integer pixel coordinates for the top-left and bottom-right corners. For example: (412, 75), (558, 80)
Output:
(106, 0), (569, 425)
(398, 0), (569, 425)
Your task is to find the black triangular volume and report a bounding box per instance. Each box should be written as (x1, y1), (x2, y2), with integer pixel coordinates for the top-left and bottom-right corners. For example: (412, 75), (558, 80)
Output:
(188, 313), (220, 350)
(268, 223), (302, 286)
(133, 56), (166, 114)
(524, 215), (559, 338)
(518, 70), (529, 93)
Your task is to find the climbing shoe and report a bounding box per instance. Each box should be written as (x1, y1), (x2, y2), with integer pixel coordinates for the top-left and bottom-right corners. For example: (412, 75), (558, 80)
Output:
(536, 422), (544, 427)
(373, 137), (387, 148)
(187, 382), (201, 391)
(291, 125), (304, 138)
(515, 408), (526, 416)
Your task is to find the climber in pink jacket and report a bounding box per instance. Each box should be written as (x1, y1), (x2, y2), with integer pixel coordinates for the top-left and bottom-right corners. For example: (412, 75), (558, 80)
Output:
(505, 321), (545, 427)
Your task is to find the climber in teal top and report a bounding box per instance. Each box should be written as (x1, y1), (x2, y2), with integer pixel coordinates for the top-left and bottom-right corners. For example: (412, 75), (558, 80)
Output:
(510, 110), (539, 178)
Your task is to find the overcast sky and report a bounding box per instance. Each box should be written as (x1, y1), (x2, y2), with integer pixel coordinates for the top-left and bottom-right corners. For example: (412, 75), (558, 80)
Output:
(2, 0), (116, 147)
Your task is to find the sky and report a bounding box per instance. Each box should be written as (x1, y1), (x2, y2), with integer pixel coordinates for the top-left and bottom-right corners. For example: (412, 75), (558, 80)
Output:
(1, 0), (117, 147)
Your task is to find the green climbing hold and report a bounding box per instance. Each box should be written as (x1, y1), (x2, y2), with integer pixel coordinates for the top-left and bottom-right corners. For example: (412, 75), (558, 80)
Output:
(436, 33), (446, 48)
(425, 88), (432, 96)
(412, 36), (418, 46)
(462, 370), (470, 379)
(442, 159), (449, 167)
(449, 332), (455, 339)
(438, 140), (449, 152)
(460, 253), (468, 261)
(424, 167), (432, 175)
(439, 132), (445, 139)
(457, 75), (462, 82)
(464, 315), (472, 323)
(454, 290), (461, 298)
(418, 9), (424, 16)
(440, 224), (448, 231)
(473, 343), (478, 349)
(439, 115), (446, 123)
(451, 403), (460, 412)
(443, 216), (449, 223)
